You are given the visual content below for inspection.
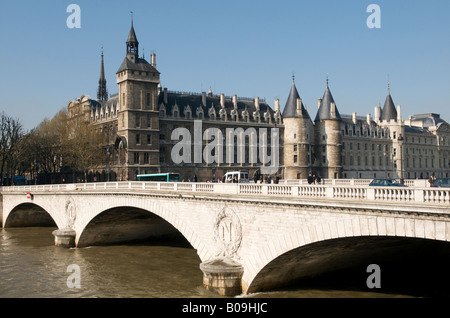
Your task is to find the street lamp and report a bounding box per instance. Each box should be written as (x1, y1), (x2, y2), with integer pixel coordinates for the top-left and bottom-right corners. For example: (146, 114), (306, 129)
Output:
(398, 134), (405, 184)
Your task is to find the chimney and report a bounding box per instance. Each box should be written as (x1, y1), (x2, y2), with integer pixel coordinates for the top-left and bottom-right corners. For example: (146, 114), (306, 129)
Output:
(255, 97), (260, 110)
(397, 105), (402, 122)
(220, 94), (225, 108)
(232, 95), (237, 109)
(374, 106), (381, 123)
(318, 98), (322, 109)
(151, 53), (156, 68)
(274, 99), (280, 113)
(296, 98), (302, 116)
(202, 92), (207, 107)
(352, 112), (357, 124)
(164, 88), (168, 104)
(367, 113), (371, 125)
(330, 102), (336, 118)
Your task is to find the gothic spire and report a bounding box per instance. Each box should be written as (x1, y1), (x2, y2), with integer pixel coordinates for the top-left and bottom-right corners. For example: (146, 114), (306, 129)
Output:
(97, 47), (108, 101)
(126, 18), (139, 59)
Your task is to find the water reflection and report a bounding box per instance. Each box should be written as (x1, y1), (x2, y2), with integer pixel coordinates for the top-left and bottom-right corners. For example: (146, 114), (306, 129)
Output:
(1, 227), (449, 298)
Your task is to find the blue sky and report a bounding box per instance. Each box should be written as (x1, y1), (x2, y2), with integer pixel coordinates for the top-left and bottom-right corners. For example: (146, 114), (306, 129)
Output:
(1, 0), (449, 131)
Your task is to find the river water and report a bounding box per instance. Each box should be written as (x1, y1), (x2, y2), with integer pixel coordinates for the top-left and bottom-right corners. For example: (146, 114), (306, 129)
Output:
(1, 227), (448, 300)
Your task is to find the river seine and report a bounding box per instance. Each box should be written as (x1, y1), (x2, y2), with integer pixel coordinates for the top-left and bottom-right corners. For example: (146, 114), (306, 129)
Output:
(1, 227), (449, 299)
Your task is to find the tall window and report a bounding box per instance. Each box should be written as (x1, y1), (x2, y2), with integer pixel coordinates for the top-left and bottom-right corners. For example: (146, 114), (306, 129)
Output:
(136, 134), (140, 145)
(134, 152), (139, 164)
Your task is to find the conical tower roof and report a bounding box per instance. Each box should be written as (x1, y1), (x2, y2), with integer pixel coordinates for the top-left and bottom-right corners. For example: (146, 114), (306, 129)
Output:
(127, 22), (139, 45)
(282, 78), (310, 118)
(314, 82), (341, 121)
(381, 88), (397, 121)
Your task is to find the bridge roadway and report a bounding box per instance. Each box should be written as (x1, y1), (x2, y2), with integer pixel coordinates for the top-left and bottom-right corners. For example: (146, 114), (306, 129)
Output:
(1, 181), (450, 296)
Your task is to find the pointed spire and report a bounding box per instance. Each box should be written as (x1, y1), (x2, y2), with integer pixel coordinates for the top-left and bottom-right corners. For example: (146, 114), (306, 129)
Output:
(282, 76), (309, 118)
(126, 14), (139, 60)
(314, 82), (341, 121)
(97, 46), (108, 101)
(381, 81), (397, 122)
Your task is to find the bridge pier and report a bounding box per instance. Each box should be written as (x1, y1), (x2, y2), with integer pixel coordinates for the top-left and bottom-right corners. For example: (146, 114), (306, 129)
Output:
(52, 228), (76, 248)
(200, 257), (244, 297)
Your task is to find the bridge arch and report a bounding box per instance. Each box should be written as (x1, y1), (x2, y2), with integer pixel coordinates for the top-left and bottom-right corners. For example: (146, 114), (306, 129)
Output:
(244, 216), (450, 294)
(72, 197), (214, 261)
(77, 206), (189, 248)
(3, 202), (57, 228)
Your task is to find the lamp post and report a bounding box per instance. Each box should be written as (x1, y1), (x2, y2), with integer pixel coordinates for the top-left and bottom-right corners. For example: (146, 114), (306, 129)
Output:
(398, 134), (405, 184)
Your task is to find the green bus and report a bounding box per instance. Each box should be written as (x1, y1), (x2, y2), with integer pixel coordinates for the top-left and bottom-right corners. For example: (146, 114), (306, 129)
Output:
(137, 173), (181, 182)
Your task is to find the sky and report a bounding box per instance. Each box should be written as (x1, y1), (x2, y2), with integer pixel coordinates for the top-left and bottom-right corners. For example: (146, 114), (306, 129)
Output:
(1, 0), (449, 131)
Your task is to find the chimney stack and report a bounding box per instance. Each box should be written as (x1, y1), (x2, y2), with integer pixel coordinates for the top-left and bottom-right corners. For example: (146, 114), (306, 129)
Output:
(330, 102), (336, 118)
(274, 99), (280, 113)
(374, 106), (381, 123)
(232, 95), (237, 109)
(220, 94), (225, 108)
(151, 53), (156, 68)
(296, 98), (302, 116)
(202, 92), (207, 107)
(352, 112), (357, 124)
(164, 88), (168, 104)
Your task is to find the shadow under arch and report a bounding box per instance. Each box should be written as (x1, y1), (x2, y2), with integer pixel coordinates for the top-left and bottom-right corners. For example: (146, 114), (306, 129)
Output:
(4, 203), (56, 228)
(247, 236), (450, 297)
(77, 206), (191, 248)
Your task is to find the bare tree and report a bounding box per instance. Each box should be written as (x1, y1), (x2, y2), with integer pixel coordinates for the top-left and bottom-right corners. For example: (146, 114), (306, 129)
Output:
(65, 113), (106, 182)
(0, 112), (23, 185)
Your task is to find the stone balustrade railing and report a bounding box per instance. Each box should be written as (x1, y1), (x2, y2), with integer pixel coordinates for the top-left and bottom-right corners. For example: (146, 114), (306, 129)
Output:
(1, 181), (449, 205)
(282, 179), (430, 187)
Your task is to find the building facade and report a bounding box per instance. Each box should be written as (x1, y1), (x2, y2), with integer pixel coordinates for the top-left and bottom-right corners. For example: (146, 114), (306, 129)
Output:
(67, 23), (450, 182)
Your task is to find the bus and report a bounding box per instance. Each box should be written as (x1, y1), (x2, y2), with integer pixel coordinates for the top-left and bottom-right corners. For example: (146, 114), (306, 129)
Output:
(137, 173), (181, 182)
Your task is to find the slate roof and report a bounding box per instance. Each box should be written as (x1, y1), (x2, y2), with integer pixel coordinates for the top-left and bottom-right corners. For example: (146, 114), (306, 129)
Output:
(282, 81), (310, 118)
(117, 56), (159, 73)
(158, 90), (274, 120)
(380, 92), (398, 121)
(410, 113), (447, 128)
(314, 84), (341, 121)
(127, 24), (138, 44)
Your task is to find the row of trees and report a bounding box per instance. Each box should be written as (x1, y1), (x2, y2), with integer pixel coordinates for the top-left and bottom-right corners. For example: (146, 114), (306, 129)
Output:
(0, 108), (107, 185)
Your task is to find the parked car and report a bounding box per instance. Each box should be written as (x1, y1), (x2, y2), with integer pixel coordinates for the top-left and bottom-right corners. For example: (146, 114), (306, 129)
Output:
(430, 178), (450, 188)
(369, 178), (407, 187)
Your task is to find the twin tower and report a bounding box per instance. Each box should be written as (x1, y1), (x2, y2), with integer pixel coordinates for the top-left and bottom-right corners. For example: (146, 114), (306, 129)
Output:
(282, 78), (342, 180)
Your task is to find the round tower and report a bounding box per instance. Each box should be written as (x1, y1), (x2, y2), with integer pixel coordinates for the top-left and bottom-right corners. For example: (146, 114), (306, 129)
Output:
(282, 78), (313, 180)
(314, 82), (343, 179)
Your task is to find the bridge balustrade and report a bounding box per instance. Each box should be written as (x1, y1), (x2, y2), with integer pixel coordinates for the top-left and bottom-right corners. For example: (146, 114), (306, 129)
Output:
(1, 181), (449, 205)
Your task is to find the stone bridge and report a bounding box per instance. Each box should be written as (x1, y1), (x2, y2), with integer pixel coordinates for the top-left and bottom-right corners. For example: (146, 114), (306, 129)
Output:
(1, 181), (449, 296)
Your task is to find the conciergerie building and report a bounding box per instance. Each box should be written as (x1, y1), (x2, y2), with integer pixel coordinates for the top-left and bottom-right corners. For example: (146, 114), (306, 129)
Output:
(67, 23), (450, 182)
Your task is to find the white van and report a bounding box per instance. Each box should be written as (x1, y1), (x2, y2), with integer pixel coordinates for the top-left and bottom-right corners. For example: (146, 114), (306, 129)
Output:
(224, 171), (249, 183)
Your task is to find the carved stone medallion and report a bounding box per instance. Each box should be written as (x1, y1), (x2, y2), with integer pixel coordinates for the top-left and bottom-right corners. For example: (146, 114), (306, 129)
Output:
(214, 207), (242, 258)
